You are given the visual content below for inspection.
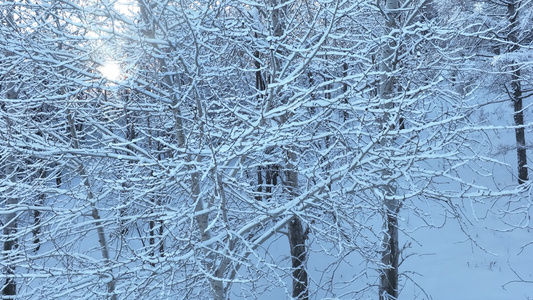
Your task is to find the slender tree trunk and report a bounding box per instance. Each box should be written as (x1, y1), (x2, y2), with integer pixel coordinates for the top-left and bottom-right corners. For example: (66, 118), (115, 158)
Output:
(286, 151), (308, 300)
(288, 217), (308, 300)
(137, 2), (225, 297)
(342, 62), (349, 122)
(380, 210), (399, 300)
(513, 79), (527, 184)
(2, 36), (19, 296)
(67, 111), (116, 300)
(33, 169), (46, 252)
(255, 44), (267, 201)
(269, 0), (309, 295)
(507, 0), (528, 185)
(33, 194), (43, 250)
(378, 1), (400, 299)
(149, 214), (156, 263)
(257, 166), (264, 201)
(3, 163), (17, 298)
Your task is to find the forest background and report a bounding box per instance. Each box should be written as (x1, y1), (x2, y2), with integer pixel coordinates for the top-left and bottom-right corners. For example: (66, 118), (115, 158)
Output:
(1, 0), (532, 299)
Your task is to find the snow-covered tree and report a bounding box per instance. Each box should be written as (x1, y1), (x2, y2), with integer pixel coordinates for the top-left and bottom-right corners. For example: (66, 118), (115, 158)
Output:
(0, 0), (531, 299)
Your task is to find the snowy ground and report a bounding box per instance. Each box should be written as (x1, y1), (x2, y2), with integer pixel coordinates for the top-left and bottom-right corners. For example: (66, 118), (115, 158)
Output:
(401, 210), (533, 300)
(399, 85), (533, 300)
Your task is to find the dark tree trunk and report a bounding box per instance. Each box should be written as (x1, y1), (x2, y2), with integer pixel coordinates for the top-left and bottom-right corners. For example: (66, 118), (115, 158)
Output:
(33, 194), (44, 252)
(3, 229), (17, 297)
(379, 211), (399, 300)
(33, 169), (46, 252)
(342, 62), (349, 122)
(3, 39), (18, 296)
(288, 216), (308, 300)
(3, 169), (18, 297)
(507, 1), (528, 184)
(378, 1), (400, 298)
(149, 218), (156, 262)
(285, 158), (308, 300)
(159, 219), (164, 256)
(256, 166), (264, 201)
(513, 77), (528, 184)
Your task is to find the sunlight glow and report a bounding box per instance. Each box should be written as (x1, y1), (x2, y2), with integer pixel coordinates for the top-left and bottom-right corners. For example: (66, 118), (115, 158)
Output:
(114, 0), (139, 17)
(99, 61), (122, 81)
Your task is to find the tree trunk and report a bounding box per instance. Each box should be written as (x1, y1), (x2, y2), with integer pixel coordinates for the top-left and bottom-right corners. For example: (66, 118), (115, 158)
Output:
(286, 155), (308, 300)
(380, 210), (399, 300)
(507, 0), (528, 185)
(137, 2), (226, 297)
(67, 111), (116, 300)
(3, 165), (17, 298)
(2, 41), (18, 296)
(33, 168), (46, 252)
(288, 217), (308, 300)
(270, 0), (309, 294)
(513, 79), (527, 184)
(378, 1), (400, 299)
